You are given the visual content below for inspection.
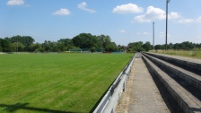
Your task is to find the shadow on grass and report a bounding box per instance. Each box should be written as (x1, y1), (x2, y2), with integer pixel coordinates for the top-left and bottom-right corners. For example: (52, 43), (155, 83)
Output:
(0, 103), (80, 113)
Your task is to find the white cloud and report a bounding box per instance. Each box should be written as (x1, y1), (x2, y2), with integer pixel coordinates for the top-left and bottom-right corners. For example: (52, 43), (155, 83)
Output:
(178, 18), (194, 23)
(169, 12), (181, 19)
(113, 3), (143, 14)
(136, 32), (148, 35)
(78, 2), (96, 13)
(134, 6), (165, 22)
(177, 16), (201, 24)
(7, 0), (24, 6)
(134, 6), (181, 23)
(196, 16), (201, 23)
(119, 29), (126, 33)
(53, 8), (71, 16)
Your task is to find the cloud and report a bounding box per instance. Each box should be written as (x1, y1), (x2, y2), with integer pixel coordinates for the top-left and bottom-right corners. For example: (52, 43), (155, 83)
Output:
(7, 0), (24, 6)
(136, 32), (148, 35)
(178, 18), (194, 23)
(134, 6), (165, 22)
(169, 12), (181, 19)
(178, 16), (201, 24)
(134, 6), (181, 22)
(196, 16), (201, 23)
(78, 2), (96, 13)
(53, 8), (71, 16)
(119, 29), (126, 33)
(113, 3), (143, 14)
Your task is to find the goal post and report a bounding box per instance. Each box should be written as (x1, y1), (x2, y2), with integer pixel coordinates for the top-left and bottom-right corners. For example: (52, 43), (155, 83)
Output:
(69, 49), (82, 53)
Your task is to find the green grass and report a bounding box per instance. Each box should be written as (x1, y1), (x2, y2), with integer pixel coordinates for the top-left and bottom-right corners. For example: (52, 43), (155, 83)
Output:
(0, 53), (133, 113)
(149, 50), (201, 59)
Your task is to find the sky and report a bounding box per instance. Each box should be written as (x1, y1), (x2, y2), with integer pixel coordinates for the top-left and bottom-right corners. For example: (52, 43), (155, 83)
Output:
(0, 0), (201, 46)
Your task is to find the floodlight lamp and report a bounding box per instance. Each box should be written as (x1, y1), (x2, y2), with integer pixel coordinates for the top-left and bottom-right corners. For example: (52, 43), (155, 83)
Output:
(167, 0), (170, 3)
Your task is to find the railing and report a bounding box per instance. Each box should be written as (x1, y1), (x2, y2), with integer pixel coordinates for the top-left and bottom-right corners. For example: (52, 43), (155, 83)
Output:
(93, 54), (136, 113)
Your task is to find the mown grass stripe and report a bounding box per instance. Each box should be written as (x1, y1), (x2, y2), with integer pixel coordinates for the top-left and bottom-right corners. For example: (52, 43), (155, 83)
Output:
(0, 53), (133, 113)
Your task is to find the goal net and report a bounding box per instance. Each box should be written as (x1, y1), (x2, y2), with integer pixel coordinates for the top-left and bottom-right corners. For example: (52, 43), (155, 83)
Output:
(68, 49), (82, 53)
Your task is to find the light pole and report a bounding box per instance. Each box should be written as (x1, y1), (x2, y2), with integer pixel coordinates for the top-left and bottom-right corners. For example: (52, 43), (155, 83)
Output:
(165, 0), (170, 51)
(153, 22), (155, 50)
(16, 37), (18, 53)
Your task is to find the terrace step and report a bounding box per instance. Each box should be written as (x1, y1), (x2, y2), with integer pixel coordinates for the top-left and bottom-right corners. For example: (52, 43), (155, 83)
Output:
(142, 53), (201, 113)
(145, 52), (201, 75)
(143, 53), (201, 92)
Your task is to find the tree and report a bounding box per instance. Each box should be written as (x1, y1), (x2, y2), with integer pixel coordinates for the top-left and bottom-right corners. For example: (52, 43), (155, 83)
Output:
(72, 33), (97, 49)
(58, 38), (74, 51)
(29, 43), (42, 52)
(42, 40), (53, 52)
(10, 42), (25, 52)
(117, 45), (126, 52)
(1, 38), (11, 52)
(56, 42), (65, 52)
(142, 41), (152, 51)
(10, 35), (35, 46)
(0, 38), (3, 52)
(128, 41), (144, 52)
(168, 43), (174, 49)
(90, 47), (96, 52)
(180, 41), (194, 50)
(155, 44), (164, 50)
(96, 35), (105, 51)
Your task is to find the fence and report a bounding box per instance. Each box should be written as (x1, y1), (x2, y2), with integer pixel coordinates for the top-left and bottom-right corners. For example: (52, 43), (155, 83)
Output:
(93, 54), (136, 113)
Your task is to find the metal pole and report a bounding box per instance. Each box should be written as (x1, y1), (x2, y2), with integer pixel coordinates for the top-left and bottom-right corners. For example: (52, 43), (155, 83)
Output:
(17, 37), (18, 53)
(153, 22), (155, 50)
(165, 0), (170, 51)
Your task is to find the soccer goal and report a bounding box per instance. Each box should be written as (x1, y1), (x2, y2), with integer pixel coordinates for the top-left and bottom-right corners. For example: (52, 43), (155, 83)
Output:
(68, 49), (82, 53)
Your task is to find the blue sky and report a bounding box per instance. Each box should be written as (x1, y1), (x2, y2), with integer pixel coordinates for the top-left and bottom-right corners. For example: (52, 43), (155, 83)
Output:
(0, 0), (201, 45)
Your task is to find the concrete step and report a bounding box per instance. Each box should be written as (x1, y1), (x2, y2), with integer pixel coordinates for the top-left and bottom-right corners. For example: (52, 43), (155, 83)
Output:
(145, 52), (201, 75)
(143, 53), (201, 92)
(142, 55), (201, 113)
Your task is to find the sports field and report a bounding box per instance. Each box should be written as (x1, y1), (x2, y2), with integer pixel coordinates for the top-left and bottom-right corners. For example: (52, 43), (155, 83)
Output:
(0, 53), (133, 113)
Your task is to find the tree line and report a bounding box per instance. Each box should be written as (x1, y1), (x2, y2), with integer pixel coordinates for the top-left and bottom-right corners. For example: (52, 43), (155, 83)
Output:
(1, 34), (200, 53)
(0, 33), (125, 53)
(154, 41), (201, 50)
(127, 41), (201, 52)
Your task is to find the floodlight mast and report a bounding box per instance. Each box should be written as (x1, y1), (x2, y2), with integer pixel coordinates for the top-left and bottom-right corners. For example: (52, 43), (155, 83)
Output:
(165, 0), (170, 51)
(153, 22), (155, 50)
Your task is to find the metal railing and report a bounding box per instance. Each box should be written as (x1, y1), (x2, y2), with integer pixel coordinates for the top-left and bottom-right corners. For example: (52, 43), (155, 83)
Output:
(93, 54), (136, 113)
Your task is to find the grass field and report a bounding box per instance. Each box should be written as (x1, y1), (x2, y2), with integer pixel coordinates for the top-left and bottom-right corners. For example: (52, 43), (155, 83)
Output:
(150, 50), (201, 59)
(0, 53), (133, 113)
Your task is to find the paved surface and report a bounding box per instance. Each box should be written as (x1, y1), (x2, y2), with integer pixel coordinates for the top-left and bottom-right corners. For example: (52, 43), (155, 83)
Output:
(128, 57), (170, 113)
(116, 54), (170, 113)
